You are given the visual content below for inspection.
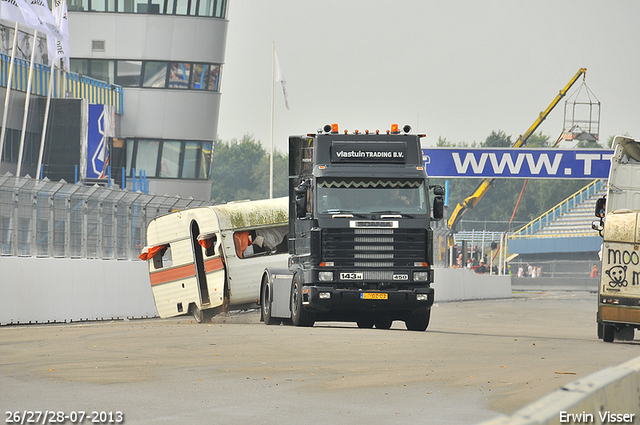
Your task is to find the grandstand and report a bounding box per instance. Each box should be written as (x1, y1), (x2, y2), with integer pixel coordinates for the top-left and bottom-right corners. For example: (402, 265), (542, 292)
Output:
(507, 179), (606, 278)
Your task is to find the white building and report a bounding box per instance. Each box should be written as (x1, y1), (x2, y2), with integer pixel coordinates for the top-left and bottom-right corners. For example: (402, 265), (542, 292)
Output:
(67, 0), (228, 200)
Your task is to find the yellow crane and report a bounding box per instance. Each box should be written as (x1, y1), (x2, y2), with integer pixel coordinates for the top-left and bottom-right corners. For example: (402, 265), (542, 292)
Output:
(446, 68), (587, 234)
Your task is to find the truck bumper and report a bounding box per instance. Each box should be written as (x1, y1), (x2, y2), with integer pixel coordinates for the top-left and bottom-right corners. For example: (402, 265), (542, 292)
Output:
(302, 286), (434, 313)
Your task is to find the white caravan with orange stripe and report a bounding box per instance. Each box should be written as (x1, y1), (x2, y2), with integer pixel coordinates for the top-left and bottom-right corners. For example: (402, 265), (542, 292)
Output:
(141, 197), (289, 322)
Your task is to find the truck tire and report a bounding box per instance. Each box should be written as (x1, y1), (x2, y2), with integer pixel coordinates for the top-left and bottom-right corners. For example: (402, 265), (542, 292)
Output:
(261, 279), (278, 325)
(291, 274), (314, 327)
(374, 317), (393, 329)
(405, 309), (431, 331)
(357, 316), (375, 329)
(603, 324), (615, 343)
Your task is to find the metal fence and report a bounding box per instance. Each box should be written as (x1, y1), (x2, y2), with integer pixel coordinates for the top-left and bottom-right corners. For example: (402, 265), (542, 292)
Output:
(0, 174), (212, 259)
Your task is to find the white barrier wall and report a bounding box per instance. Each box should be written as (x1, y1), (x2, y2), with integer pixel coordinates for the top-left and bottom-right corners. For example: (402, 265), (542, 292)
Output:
(0, 257), (157, 325)
(433, 268), (512, 302)
(478, 355), (640, 425)
(0, 261), (510, 325)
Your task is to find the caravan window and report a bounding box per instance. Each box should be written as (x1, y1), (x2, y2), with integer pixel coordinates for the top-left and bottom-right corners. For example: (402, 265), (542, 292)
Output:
(197, 232), (218, 257)
(153, 245), (172, 269)
(234, 226), (288, 259)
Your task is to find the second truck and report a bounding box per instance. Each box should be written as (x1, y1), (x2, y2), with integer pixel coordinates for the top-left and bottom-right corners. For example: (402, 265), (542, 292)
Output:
(259, 123), (444, 331)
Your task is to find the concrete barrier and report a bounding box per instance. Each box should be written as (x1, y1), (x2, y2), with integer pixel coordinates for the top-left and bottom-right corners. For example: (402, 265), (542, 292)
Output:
(478, 355), (640, 425)
(1, 261), (511, 325)
(433, 267), (512, 302)
(0, 257), (157, 325)
(511, 277), (599, 292)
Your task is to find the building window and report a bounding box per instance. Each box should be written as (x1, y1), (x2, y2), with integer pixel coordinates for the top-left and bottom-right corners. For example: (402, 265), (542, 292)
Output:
(142, 61), (168, 88)
(128, 139), (212, 180)
(159, 141), (181, 177)
(168, 62), (191, 89)
(134, 140), (160, 176)
(68, 0), (226, 17)
(70, 58), (221, 92)
(115, 60), (142, 86)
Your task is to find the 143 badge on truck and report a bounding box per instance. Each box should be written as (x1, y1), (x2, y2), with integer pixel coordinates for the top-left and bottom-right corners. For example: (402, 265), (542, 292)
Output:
(340, 272), (363, 280)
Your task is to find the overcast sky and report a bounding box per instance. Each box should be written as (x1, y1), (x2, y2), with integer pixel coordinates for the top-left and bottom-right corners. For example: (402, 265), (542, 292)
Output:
(217, 1), (640, 153)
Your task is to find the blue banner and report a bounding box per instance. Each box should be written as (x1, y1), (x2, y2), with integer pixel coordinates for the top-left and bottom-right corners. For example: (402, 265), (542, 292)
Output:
(86, 104), (112, 179)
(421, 148), (613, 179)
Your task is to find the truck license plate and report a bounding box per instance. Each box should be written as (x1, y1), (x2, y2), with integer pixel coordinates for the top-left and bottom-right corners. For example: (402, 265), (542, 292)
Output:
(340, 272), (363, 280)
(361, 293), (388, 300)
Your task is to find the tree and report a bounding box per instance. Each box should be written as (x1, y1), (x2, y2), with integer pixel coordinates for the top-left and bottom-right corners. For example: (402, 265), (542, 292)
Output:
(210, 134), (288, 202)
(525, 132), (550, 147)
(483, 130), (511, 147)
(436, 136), (452, 147)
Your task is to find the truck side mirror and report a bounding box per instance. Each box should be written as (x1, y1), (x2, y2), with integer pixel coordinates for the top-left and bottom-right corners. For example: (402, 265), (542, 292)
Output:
(595, 196), (606, 217)
(432, 196), (444, 221)
(432, 185), (445, 196)
(592, 219), (604, 237)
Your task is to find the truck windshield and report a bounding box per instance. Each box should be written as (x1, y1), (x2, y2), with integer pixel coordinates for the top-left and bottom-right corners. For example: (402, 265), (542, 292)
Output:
(316, 178), (428, 215)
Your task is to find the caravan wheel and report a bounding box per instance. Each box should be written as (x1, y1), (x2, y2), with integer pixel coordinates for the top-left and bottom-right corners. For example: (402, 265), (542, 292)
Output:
(191, 304), (204, 323)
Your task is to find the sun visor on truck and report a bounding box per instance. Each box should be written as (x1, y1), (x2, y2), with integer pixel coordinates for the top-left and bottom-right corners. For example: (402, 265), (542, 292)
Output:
(330, 142), (407, 164)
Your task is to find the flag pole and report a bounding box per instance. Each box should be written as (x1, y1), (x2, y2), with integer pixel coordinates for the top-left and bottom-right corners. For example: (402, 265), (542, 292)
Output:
(269, 39), (275, 199)
(0, 23), (20, 170)
(37, 62), (55, 180)
(16, 29), (39, 177)
(38, 0), (67, 180)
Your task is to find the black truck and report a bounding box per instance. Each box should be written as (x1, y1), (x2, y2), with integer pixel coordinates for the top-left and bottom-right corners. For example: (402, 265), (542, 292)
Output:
(259, 123), (444, 331)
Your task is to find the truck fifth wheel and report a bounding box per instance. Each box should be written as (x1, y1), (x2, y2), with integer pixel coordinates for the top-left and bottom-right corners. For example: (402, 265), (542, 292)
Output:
(260, 123), (445, 331)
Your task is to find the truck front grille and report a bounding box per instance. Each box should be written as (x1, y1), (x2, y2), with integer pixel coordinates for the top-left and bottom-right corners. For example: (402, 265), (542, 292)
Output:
(322, 228), (426, 267)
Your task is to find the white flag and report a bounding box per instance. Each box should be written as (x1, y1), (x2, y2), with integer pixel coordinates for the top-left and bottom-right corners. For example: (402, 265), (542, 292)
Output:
(0, 0), (41, 28)
(25, 0), (64, 40)
(47, 0), (69, 69)
(274, 48), (290, 110)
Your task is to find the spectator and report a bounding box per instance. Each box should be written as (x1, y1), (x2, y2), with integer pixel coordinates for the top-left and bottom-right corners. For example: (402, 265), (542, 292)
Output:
(517, 265), (524, 277)
(475, 260), (487, 274)
(590, 264), (598, 278)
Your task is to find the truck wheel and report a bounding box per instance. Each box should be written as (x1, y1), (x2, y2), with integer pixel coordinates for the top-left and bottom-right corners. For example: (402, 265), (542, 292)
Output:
(374, 317), (392, 329)
(291, 274), (314, 327)
(616, 325), (635, 341)
(357, 316), (374, 329)
(603, 324), (615, 343)
(261, 279), (278, 325)
(405, 309), (431, 331)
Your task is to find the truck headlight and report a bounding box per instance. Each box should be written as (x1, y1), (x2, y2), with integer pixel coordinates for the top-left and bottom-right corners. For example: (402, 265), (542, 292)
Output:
(416, 294), (430, 301)
(319, 271), (334, 282)
(413, 271), (429, 282)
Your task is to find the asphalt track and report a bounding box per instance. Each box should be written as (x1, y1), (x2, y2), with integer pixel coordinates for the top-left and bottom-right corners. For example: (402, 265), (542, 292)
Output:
(1, 291), (639, 425)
